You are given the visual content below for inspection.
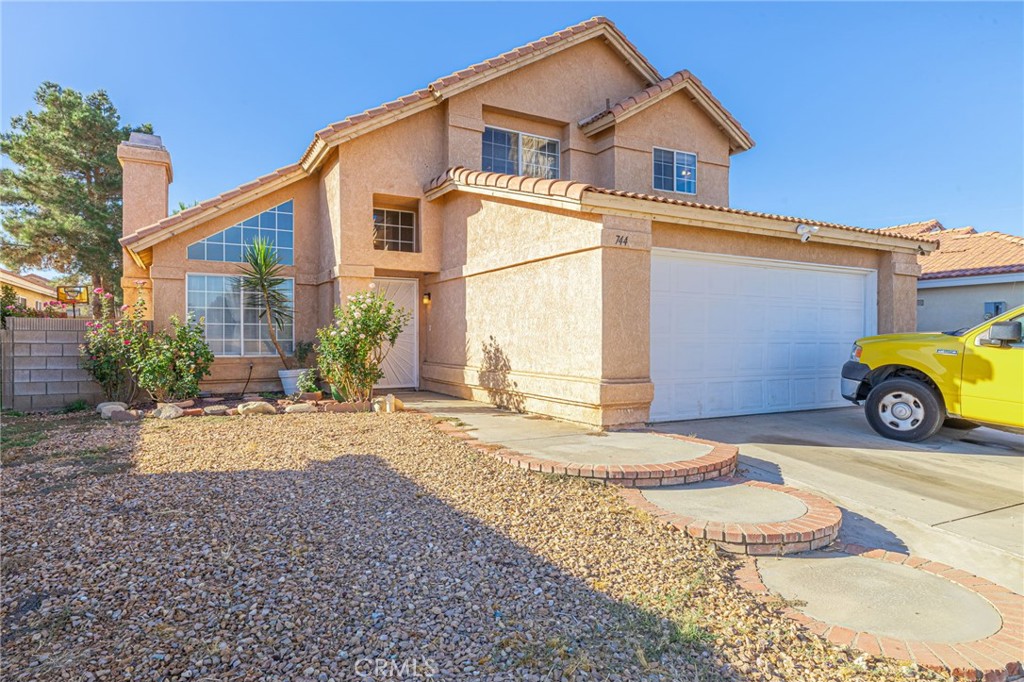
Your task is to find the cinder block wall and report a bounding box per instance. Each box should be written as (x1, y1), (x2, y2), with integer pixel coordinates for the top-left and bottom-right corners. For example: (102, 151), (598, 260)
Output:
(1, 318), (104, 411)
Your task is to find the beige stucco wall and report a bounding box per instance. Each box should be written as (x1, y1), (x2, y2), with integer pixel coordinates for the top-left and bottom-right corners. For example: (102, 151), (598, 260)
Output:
(420, 193), (652, 426)
(2, 281), (56, 309)
(607, 94), (732, 204)
(917, 280), (1024, 332)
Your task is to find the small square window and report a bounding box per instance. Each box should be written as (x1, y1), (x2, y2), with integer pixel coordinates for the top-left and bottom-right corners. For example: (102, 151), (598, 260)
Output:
(373, 207), (418, 253)
(984, 301), (1007, 319)
(653, 147), (698, 195)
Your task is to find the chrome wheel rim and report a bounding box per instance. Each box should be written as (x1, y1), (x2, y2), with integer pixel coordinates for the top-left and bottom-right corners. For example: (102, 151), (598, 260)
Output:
(878, 391), (925, 431)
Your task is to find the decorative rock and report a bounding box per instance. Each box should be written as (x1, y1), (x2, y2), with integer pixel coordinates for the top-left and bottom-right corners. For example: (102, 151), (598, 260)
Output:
(100, 404), (127, 420)
(393, 397), (405, 412)
(152, 404), (185, 420)
(172, 400), (195, 409)
(203, 405), (230, 416)
(226, 408), (238, 416)
(284, 403), (316, 414)
(237, 401), (277, 416)
(276, 399), (295, 406)
(110, 409), (140, 423)
(372, 394), (401, 413)
(298, 392), (323, 402)
(96, 402), (127, 414)
(183, 408), (205, 417)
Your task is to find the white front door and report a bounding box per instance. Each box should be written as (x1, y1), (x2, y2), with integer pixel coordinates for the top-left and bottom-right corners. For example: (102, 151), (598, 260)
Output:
(372, 278), (419, 389)
(649, 249), (876, 422)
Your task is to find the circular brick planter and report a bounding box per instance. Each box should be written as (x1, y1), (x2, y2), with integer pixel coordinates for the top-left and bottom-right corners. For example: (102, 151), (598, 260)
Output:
(619, 477), (842, 555)
(428, 420), (738, 487)
(735, 544), (1024, 681)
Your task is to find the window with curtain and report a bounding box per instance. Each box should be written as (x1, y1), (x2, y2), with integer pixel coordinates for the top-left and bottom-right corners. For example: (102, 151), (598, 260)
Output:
(187, 200), (294, 265)
(186, 274), (294, 356)
(482, 127), (560, 179)
(653, 148), (697, 195)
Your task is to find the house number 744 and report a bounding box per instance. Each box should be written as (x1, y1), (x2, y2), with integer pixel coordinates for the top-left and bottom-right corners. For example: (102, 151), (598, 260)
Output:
(615, 234), (629, 246)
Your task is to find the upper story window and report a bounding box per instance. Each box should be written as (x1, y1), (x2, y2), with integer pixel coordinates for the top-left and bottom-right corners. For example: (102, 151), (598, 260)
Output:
(482, 126), (560, 179)
(373, 208), (417, 252)
(653, 148), (697, 195)
(187, 200), (294, 265)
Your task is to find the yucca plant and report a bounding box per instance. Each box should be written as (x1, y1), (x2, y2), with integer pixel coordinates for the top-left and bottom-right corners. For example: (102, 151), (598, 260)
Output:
(235, 238), (294, 370)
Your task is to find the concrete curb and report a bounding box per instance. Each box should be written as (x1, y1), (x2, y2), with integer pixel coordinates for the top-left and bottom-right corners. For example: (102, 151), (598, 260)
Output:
(735, 544), (1024, 681)
(618, 477), (843, 555)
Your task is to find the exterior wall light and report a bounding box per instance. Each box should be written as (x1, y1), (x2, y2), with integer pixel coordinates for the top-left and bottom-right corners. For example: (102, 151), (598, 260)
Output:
(422, 292), (431, 305)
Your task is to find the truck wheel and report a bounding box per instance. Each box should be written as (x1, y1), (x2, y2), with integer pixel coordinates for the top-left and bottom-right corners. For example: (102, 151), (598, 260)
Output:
(865, 378), (945, 442)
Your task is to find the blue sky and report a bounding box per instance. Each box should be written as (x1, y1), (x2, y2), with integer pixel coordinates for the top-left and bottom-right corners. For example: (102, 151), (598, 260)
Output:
(3, 1), (1022, 247)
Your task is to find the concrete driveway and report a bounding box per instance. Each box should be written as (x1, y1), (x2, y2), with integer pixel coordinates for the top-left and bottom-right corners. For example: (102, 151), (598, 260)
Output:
(655, 407), (1024, 592)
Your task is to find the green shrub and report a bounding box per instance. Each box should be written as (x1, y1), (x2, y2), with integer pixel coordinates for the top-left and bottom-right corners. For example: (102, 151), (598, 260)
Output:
(133, 314), (215, 402)
(316, 286), (410, 403)
(296, 368), (319, 394)
(80, 289), (149, 404)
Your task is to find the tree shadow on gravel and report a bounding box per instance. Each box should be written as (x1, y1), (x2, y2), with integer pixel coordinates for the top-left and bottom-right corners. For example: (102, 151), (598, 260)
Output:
(1, 450), (741, 682)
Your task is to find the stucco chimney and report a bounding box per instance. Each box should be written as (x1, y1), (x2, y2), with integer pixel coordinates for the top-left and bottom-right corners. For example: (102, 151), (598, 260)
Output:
(117, 132), (173, 236)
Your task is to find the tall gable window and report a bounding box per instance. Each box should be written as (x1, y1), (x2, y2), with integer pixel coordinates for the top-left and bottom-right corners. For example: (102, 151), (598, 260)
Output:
(482, 127), (559, 179)
(187, 200), (294, 265)
(653, 148), (697, 195)
(373, 208), (417, 252)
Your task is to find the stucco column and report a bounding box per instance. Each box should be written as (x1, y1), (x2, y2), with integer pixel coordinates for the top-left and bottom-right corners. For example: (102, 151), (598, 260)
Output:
(877, 251), (921, 333)
(600, 214), (655, 427)
(117, 133), (172, 318)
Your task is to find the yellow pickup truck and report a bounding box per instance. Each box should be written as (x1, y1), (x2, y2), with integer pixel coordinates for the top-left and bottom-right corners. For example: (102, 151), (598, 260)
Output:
(841, 305), (1024, 441)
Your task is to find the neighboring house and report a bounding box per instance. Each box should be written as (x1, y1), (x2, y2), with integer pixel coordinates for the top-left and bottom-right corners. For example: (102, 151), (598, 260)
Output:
(117, 16), (934, 427)
(880, 220), (1024, 332)
(0, 268), (57, 310)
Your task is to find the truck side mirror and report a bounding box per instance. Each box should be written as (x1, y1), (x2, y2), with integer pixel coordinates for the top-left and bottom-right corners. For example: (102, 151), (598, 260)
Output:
(989, 321), (1022, 345)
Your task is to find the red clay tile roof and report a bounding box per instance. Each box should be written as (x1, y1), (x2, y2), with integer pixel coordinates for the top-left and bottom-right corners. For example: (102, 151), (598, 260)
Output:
(303, 16), (661, 166)
(426, 167), (935, 244)
(578, 70), (755, 150)
(882, 223), (1024, 279)
(120, 163), (303, 247)
(877, 219), (945, 237)
(424, 167), (593, 201)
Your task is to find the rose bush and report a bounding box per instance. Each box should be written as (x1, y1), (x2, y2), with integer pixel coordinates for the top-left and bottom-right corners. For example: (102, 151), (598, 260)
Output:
(81, 285), (214, 404)
(316, 286), (410, 403)
(133, 313), (214, 402)
(80, 288), (149, 404)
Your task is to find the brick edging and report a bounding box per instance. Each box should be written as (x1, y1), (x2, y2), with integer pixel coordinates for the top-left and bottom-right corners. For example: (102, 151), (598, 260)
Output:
(619, 477), (842, 555)
(735, 544), (1024, 681)
(423, 415), (737, 487)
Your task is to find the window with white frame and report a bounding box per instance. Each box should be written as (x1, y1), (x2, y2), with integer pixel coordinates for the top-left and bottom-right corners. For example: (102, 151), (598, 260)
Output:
(187, 200), (294, 265)
(482, 126), (560, 179)
(653, 148), (697, 194)
(186, 274), (294, 356)
(373, 208), (418, 252)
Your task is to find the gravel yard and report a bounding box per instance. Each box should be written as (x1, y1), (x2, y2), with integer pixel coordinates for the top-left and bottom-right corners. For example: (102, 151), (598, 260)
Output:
(1, 410), (950, 681)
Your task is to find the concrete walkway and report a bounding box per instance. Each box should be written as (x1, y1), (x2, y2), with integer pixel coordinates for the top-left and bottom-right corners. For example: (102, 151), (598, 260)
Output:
(398, 392), (712, 466)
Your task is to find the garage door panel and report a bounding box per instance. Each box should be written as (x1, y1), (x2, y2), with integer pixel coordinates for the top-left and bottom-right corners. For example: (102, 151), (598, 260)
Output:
(650, 250), (872, 421)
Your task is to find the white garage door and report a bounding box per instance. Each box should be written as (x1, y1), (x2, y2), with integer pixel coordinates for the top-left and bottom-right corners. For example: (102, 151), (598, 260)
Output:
(372, 277), (419, 389)
(650, 249), (876, 422)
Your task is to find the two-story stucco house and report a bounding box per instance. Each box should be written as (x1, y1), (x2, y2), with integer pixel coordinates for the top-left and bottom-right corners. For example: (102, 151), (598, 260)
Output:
(117, 17), (933, 428)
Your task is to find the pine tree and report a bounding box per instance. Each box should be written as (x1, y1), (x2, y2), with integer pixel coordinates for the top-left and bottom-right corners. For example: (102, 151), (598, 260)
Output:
(0, 82), (152, 311)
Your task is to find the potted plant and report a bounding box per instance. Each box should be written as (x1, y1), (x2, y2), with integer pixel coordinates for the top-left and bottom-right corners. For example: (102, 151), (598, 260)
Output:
(236, 238), (302, 394)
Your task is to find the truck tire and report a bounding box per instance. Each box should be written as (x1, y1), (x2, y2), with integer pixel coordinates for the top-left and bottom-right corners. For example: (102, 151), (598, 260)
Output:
(865, 378), (945, 442)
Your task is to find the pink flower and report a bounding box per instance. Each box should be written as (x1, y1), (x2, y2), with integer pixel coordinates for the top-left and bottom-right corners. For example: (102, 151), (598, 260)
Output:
(120, 305), (129, 312)
(123, 340), (130, 346)
(93, 288), (104, 294)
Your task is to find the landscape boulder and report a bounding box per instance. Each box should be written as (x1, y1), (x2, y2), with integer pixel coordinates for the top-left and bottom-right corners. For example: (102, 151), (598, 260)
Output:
(203, 405), (230, 416)
(237, 401), (277, 416)
(152, 404), (185, 420)
(100, 404), (127, 420)
(96, 402), (127, 414)
(284, 403), (316, 414)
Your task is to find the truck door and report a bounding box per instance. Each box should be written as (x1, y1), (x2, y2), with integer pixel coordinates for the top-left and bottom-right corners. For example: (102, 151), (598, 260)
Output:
(960, 311), (1024, 427)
